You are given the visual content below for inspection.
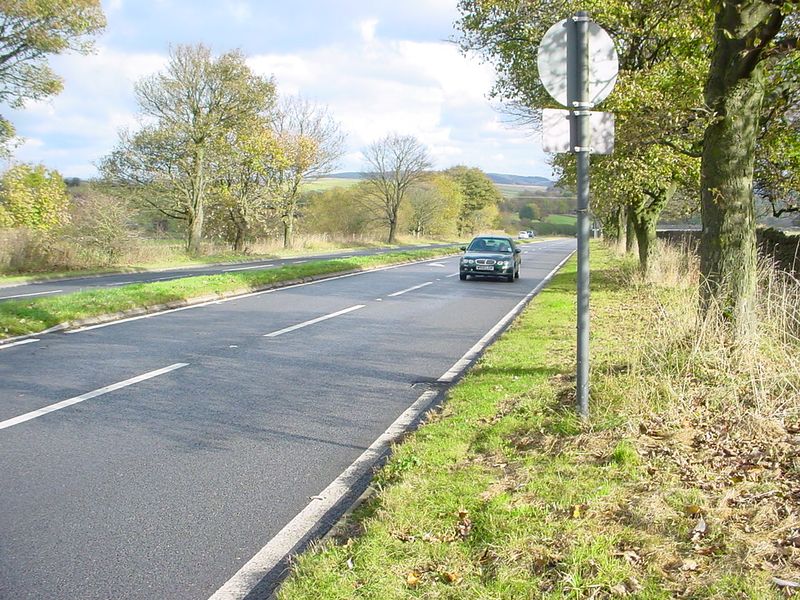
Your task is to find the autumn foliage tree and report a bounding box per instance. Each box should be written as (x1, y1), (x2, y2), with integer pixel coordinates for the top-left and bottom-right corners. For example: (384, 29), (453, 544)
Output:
(0, 0), (105, 155)
(100, 44), (276, 254)
(270, 97), (345, 249)
(0, 164), (69, 231)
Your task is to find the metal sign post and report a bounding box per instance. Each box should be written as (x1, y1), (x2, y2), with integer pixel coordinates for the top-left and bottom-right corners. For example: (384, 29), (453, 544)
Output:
(537, 13), (617, 418)
(571, 12), (591, 418)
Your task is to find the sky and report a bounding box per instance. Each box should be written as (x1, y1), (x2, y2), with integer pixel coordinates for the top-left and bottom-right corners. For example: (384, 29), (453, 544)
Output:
(3, 0), (553, 180)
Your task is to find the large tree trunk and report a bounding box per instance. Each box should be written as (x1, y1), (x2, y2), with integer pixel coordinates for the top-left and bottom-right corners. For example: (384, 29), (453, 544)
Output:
(187, 201), (204, 255)
(699, 0), (779, 334)
(186, 151), (206, 255)
(283, 212), (294, 249)
(608, 206), (626, 253)
(625, 206), (636, 254)
(233, 226), (245, 253)
(630, 211), (657, 275)
(630, 183), (677, 275)
(387, 218), (397, 244)
(230, 208), (247, 253)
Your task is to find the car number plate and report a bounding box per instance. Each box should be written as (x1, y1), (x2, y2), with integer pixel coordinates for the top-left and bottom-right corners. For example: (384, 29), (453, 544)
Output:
(476, 265), (494, 271)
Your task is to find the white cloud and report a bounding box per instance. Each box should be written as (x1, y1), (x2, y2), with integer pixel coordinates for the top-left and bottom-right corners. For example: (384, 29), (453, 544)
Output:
(3, 4), (553, 179)
(247, 32), (546, 174)
(358, 18), (379, 43)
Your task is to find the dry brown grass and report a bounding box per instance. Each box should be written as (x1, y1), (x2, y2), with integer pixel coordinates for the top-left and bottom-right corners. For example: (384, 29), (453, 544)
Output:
(592, 240), (800, 596)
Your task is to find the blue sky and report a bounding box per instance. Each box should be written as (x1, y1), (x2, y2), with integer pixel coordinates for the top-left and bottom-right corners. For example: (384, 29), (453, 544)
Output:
(3, 0), (552, 179)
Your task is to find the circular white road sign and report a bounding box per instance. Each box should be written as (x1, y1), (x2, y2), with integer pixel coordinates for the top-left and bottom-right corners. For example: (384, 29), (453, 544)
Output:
(537, 18), (618, 108)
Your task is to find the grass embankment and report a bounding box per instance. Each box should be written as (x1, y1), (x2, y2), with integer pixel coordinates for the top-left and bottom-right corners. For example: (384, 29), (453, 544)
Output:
(278, 243), (800, 599)
(0, 248), (460, 340)
(0, 235), (458, 285)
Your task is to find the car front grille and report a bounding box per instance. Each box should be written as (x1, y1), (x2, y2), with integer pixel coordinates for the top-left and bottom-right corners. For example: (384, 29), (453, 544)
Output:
(476, 259), (496, 265)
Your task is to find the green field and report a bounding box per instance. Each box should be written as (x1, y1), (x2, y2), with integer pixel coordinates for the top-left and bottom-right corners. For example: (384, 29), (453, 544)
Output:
(495, 183), (551, 200)
(542, 213), (577, 225)
(301, 178), (360, 192)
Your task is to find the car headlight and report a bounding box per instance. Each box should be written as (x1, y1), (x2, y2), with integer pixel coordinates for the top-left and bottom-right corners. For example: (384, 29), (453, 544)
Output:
(462, 259), (474, 265)
(498, 261), (509, 267)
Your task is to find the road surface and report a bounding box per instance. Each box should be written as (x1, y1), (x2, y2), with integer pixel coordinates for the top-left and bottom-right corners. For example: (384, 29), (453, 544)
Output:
(0, 239), (575, 599)
(0, 243), (456, 302)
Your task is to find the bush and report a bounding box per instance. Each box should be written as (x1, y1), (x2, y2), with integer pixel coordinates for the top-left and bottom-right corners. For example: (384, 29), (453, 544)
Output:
(533, 221), (577, 236)
(61, 188), (138, 265)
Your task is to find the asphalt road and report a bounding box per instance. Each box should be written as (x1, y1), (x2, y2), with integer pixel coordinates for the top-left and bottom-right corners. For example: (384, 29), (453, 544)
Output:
(0, 239), (575, 599)
(0, 242), (456, 302)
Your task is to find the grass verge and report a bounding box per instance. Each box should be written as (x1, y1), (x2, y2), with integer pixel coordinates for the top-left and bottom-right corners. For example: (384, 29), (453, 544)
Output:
(0, 237), (461, 285)
(276, 242), (798, 599)
(0, 248), (460, 340)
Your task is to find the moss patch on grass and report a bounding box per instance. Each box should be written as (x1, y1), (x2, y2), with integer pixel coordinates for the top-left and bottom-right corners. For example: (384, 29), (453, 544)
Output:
(276, 243), (791, 599)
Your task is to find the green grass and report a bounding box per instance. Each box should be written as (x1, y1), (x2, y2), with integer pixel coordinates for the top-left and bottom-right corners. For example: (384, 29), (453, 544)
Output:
(542, 214), (577, 225)
(300, 178), (360, 192)
(0, 247), (460, 339)
(275, 243), (780, 599)
(0, 237), (458, 284)
(495, 183), (551, 200)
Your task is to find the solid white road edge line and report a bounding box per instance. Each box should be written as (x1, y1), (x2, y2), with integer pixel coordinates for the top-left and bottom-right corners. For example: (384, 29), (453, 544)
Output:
(66, 257), (460, 334)
(0, 363), (189, 431)
(264, 305), (366, 338)
(207, 249), (576, 600)
(0, 338), (39, 350)
(445, 273), (459, 278)
(438, 250), (575, 383)
(387, 281), (433, 297)
(223, 264), (273, 272)
(0, 289), (63, 300)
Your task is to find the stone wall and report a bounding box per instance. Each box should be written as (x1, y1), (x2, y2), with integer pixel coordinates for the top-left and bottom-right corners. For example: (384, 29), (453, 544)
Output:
(655, 228), (800, 274)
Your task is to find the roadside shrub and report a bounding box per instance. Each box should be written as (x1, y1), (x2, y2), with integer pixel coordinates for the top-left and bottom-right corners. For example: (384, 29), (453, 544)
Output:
(534, 221), (576, 236)
(61, 188), (139, 265)
(0, 228), (86, 273)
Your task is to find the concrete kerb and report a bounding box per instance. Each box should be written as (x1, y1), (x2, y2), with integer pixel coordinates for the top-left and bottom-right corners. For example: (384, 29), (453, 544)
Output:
(0, 252), (460, 347)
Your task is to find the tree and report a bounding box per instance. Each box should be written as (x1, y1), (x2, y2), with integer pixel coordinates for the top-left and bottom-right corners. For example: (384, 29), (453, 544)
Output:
(99, 44), (275, 254)
(0, 163), (69, 230)
(699, 0), (798, 333)
(444, 166), (502, 235)
(519, 203), (541, 221)
(557, 144), (699, 273)
(457, 0), (708, 271)
(271, 97), (345, 249)
(406, 174), (464, 237)
(207, 119), (283, 251)
(0, 0), (105, 153)
(306, 183), (377, 237)
(362, 134), (431, 243)
(753, 57), (800, 220)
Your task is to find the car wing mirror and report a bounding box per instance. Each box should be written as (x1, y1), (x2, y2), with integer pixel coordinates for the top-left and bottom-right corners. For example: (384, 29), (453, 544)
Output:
(460, 245), (467, 251)
(514, 248), (522, 254)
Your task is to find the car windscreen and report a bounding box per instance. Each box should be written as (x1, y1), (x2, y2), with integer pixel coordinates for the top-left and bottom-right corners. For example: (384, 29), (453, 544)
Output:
(467, 238), (512, 253)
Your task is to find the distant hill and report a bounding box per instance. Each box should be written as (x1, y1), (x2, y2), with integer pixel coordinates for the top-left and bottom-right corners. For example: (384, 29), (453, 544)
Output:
(485, 173), (554, 187)
(320, 172), (554, 187)
(320, 172), (366, 180)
